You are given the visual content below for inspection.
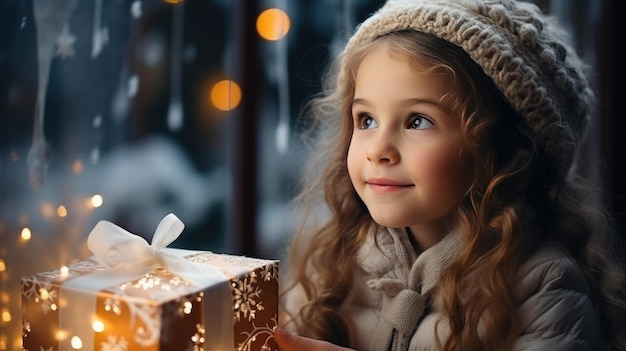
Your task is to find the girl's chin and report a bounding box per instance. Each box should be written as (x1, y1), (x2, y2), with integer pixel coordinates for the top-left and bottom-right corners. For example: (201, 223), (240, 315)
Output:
(369, 215), (409, 229)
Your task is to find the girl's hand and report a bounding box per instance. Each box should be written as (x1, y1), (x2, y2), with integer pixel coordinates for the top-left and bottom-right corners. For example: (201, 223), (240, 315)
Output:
(274, 328), (356, 351)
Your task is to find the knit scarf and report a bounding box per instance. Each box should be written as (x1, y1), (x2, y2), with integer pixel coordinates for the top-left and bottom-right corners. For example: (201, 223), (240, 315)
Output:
(356, 227), (461, 351)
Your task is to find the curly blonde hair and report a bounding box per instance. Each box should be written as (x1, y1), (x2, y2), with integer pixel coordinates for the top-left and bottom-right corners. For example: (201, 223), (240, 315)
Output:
(282, 30), (626, 350)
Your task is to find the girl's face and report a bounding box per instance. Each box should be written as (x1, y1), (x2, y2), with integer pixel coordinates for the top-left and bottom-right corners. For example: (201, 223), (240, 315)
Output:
(347, 45), (469, 240)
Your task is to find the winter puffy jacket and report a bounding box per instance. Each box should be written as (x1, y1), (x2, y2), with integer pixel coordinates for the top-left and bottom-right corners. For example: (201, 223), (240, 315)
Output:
(282, 227), (605, 350)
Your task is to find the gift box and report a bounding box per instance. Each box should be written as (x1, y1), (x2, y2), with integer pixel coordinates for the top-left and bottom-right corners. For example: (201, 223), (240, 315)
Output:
(21, 214), (279, 351)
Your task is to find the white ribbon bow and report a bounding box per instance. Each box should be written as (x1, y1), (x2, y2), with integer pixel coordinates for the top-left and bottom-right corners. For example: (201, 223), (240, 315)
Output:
(86, 212), (222, 286)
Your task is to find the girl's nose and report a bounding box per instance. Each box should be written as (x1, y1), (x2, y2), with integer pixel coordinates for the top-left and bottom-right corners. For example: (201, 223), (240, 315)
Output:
(366, 131), (400, 165)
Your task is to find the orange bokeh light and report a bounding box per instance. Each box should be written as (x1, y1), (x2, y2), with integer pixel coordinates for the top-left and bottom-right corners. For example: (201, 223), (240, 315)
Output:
(256, 8), (290, 41)
(211, 80), (242, 111)
(72, 160), (83, 174)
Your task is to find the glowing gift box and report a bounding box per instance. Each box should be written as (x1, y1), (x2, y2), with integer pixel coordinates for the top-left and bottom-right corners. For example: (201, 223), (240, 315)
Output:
(21, 214), (279, 351)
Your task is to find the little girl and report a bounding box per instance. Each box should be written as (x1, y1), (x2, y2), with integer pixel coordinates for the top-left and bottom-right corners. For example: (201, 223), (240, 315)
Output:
(276, 0), (626, 350)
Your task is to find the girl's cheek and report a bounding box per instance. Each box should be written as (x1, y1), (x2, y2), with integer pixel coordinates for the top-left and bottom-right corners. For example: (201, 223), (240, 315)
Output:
(418, 146), (460, 178)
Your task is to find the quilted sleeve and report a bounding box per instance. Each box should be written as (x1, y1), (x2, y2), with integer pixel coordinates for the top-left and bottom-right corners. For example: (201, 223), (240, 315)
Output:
(513, 249), (605, 351)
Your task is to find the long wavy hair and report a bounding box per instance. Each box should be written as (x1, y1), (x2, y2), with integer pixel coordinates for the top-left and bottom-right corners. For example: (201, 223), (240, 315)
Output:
(281, 30), (626, 350)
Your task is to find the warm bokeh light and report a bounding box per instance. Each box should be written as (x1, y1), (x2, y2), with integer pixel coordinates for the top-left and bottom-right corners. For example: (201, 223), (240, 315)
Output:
(39, 288), (50, 301)
(256, 8), (290, 41)
(1, 310), (10, 323)
(72, 160), (84, 174)
(20, 227), (31, 241)
(60, 265), (69, 278)
(55, 330), (67, 341)
(163, 0), (183, 3)
(0, 259), (5, 272)
(211, 80), (242, 111)
(92, 320), (104, 333)
(90, 194), (104, 208)
(71, 336), (83, 349)
(57, 205), (68, 218)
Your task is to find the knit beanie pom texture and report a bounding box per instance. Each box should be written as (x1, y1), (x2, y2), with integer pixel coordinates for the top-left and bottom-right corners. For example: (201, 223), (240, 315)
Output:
(345, 0), (593, 179)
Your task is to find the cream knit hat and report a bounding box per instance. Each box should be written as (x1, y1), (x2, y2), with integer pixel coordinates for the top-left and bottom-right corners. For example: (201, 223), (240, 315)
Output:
(345, 0), (593, 179)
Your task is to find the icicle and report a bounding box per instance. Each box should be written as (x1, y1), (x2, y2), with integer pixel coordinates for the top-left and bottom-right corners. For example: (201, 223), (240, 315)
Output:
(167, 2), (185, 132)
(91, 0), (109, 58)
(274, 0), (290, 154)
(112, 2), (143, 122)
(29, 0), (77, 190)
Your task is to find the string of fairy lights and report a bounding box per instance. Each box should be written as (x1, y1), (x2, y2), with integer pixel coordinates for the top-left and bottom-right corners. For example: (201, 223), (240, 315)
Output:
(0, 1), (291, 349)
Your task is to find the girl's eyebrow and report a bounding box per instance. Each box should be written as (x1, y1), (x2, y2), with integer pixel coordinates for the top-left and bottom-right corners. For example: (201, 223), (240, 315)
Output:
(399, 97), (445, 108)
(352, 97), (445, 108)
(351, 98), (371, 107)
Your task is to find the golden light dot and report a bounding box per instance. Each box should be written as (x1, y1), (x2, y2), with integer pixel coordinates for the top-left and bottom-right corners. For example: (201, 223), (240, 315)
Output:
(60, 265), (69, 278)
(55, 330), (68, 341)
(51, 304), (58, 311)
(71, 336), (83, 349)
(21, 227), (31, 241)
(39, 288), (50, 300)
(57, 205), (68, 218)
(72, 160), (84, 174)
(0, 259), (5, 272)
(256, 8), (290, 41)
(92, 320), (104, 333)
(1, 310), (10, 322)
(163, 0), (183, 3)
(211, 80), (242, 111)
(90, 194), (104, 208)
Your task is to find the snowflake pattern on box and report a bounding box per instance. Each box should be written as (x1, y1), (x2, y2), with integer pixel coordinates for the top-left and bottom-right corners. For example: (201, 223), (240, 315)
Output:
(186, 253), (279, 280)
(232, 271), (264, 322)
(187, 253), (279, 351)
(100, 335), (129, 351)
(236, 316), (278, 351)
(21, 258), (104, 315)
(184, 255), (280, 322)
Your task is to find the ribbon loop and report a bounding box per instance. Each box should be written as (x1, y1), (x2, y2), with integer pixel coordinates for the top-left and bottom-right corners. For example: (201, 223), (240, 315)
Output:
(88, 219), (154, 270)
(151, 213), (185, 249)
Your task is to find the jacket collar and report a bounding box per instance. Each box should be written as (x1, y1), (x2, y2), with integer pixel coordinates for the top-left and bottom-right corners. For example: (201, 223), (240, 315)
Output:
(356, 227), (462, 296)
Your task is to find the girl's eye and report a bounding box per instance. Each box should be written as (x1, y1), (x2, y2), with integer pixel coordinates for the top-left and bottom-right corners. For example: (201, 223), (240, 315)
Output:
(408, 114), (434, 130)
(356, 114), (378, 129)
